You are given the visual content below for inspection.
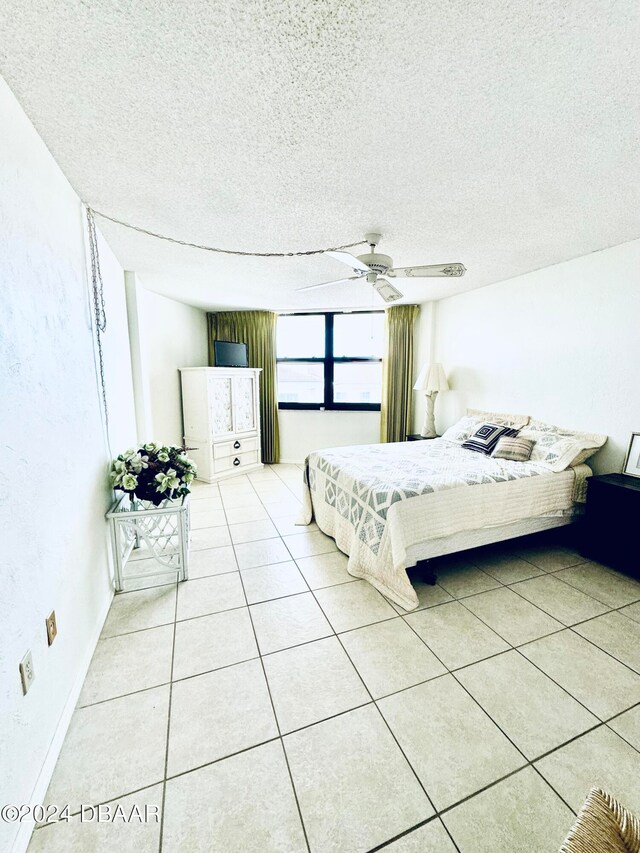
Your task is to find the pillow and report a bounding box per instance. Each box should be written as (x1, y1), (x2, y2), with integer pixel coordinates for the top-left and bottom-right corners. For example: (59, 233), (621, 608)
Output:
(440, 415), (483, 444)
(462, 422), (519, 455)
(492, 436), (535, 462)
(519, 419), (607, 472)
(467, 408), (530, 428)
(570, 447), (602, 466)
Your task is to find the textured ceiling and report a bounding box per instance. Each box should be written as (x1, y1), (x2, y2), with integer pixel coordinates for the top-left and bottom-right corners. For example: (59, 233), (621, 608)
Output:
(1, 1), (639, 310)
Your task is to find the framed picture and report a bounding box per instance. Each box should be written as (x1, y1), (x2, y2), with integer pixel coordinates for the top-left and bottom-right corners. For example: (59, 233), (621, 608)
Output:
(622, 432), (640, 478)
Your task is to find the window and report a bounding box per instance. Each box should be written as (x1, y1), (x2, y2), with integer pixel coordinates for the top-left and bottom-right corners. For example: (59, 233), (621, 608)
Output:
(277, 311), (384, 410)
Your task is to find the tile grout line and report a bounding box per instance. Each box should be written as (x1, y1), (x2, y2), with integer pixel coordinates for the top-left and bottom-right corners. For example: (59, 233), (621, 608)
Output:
(431, 607), (640, 799)
(37, 739), (285, 826)
(563, 625), (640, 681)
(59, 471), (315, 822)
(31, 780), (170, 831)
(364, 577), (622, 845)
(302, 581), (444, 845)
(367, 816), (459, 853)
(504, 580), (616, 628)
(115, 556), (640, 636)
(397, 606), (640, 765)
(226, 475), (313, 853)
(72, 643), (640, 758)
(483, 567), (640, 641)
(547, 566), (640, 609)
(396, 613), (534, 772)
(190, 479), (640, 833)
(397, 605), (585, 818)
(94, 610), (408, 707)
(266, 462), (305, 501)
(161, 737), (281, 784)
(252, 465), (454, 853)
(53, 481), (640, 849)
(446, 596), (613, 728)
(157, 573), (180, 853)
(46, 698), (635, 835)
(506, 564), (640, 619)
(108, 522), (640, 731)
(440, 578), (640, 711)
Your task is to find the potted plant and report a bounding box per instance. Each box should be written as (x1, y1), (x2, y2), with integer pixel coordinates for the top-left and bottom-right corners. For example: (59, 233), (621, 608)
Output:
(110, 443), (197, 507)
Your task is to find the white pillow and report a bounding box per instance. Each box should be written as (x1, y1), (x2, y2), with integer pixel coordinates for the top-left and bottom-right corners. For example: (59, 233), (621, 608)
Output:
(466, 408), (530, 428)
(519, 419), (607, 472)
(441, 415), (483, 444)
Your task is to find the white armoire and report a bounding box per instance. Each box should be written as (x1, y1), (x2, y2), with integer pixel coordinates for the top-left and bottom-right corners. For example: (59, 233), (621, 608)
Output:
(179, 367), (263, 482)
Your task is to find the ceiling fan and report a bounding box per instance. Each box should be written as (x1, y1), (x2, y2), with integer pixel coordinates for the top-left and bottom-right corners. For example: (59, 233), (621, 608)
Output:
(296, 233), (466, 303)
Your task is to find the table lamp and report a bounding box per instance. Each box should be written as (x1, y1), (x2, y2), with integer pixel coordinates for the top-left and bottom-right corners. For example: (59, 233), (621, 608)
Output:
(414, 363), (449, 438)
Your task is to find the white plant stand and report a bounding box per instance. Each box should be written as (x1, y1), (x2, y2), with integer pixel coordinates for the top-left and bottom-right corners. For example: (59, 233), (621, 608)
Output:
(107, 494), (190, 592)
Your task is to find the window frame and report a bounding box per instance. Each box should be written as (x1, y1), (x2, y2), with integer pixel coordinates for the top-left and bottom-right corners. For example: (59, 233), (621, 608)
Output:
(277, 310), (384, 411)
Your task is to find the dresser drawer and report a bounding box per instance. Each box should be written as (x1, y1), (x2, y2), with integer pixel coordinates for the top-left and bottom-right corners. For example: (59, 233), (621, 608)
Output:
(213, 450), (259, 474)
(213, 435), (259, 459)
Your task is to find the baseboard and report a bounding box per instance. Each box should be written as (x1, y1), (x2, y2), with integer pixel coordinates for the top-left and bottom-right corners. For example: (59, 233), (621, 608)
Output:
(278, 458), (304, 465)
(11, 590), (114, 853)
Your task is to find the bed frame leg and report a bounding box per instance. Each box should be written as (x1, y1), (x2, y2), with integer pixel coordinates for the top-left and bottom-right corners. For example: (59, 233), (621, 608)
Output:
(415, 559), (437, 586)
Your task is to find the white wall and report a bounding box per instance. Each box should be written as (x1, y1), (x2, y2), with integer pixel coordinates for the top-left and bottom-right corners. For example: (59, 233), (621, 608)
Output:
(137, 287), (208, 445)
(279, 410), (380, 462)
(432, 239), (640, 474)
(0, 78), (136, 853)
(97, 236), (137, 453)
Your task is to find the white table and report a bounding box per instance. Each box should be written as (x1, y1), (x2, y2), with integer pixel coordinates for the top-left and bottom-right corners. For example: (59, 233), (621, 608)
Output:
(107, 494), (190, 592)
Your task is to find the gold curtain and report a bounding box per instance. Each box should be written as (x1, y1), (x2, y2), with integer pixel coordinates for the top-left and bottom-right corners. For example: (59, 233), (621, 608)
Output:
(380, 304), (419, 443)
(207, 311), (280, 463)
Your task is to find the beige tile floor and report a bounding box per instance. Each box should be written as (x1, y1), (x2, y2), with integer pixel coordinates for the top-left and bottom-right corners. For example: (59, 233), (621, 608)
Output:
(30, 465), (640, 852)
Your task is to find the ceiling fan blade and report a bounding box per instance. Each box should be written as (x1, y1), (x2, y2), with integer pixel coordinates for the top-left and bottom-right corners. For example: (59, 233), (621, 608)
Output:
(373, 278), (403, 303)
(326, 250), (372, 274)
(296, 275), (363, 293)
(388, 263), (466, 278)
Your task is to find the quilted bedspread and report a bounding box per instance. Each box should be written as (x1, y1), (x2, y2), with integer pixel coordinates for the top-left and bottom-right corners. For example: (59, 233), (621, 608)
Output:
(299, 439), (589, 610)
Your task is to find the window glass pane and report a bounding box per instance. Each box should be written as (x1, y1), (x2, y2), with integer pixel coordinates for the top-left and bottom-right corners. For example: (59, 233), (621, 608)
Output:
(333, 313), (384, 358)
(277, 315), (325, 358)
(277, 362), (324, 403)
(333, 362), (382, 404)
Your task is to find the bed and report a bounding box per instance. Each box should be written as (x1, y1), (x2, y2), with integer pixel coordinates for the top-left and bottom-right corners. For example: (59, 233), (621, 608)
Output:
(299, 436), (593, 611)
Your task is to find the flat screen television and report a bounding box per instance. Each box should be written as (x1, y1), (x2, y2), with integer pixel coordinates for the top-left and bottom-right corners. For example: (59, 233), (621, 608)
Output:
(214, 340), (249, 368)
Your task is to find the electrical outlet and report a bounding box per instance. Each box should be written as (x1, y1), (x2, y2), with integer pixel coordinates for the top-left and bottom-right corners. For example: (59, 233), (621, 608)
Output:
(19, 650), (35, 695)
(46, 610), (57, 646)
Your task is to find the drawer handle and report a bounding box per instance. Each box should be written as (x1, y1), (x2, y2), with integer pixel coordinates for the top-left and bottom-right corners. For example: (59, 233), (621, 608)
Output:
(233, 457), (241, 467)
(233, 440), (241, 449)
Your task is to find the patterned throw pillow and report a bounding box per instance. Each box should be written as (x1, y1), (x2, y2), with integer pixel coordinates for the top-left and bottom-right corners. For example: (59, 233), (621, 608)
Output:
(461, 423), (519, 455)
(519, 420), (607, 472)
(492, 436), (535, 462)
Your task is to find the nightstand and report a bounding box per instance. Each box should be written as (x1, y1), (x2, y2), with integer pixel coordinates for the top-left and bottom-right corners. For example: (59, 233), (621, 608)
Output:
(406, 434), (439, 441)
(582, 473), (640, 576)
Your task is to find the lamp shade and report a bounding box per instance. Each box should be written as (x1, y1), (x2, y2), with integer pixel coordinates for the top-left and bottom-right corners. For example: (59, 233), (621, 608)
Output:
(414, 362), (449, 393)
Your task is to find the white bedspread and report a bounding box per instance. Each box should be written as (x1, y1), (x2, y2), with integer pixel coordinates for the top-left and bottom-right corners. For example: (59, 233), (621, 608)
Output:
(300, 439), (590, 611)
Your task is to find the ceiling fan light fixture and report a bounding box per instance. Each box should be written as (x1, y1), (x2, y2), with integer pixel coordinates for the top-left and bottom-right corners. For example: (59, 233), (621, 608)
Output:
(357, 252), (393, 274)
(373, 278), (403, 303)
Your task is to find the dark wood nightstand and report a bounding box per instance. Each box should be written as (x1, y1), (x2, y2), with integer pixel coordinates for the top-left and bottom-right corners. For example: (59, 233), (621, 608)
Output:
(406, 434), (439, 441)
(582, 473), (640, 576)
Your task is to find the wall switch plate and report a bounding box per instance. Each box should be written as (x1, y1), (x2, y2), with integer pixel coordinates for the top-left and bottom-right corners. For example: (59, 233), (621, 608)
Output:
(19, 651), (35, 695)
(46, 610), (57, 646)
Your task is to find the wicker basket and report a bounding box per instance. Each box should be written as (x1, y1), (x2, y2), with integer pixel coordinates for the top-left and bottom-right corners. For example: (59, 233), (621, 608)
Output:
(559, 788), (640, 853)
